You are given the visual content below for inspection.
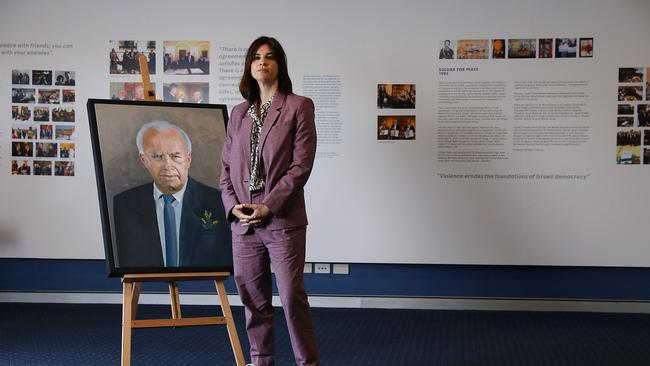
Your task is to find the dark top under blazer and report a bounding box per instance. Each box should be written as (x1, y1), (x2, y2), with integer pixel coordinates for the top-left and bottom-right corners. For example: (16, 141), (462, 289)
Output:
(113, 176), (232, 268)
(219, 92), (317, 235)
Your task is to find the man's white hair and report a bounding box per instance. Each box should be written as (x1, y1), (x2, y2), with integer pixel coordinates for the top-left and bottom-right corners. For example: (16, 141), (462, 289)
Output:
(135, 120), (192, 154)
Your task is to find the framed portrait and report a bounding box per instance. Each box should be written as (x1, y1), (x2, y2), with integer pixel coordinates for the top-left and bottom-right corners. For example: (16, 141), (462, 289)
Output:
(87, 99), (232, 276)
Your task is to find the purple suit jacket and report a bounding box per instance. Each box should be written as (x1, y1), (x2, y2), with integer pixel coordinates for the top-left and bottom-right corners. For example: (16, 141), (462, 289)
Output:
(219, 92), (317, 235)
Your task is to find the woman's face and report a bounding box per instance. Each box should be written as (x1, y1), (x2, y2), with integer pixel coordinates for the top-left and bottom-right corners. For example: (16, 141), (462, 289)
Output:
(251, 43), (278, 85)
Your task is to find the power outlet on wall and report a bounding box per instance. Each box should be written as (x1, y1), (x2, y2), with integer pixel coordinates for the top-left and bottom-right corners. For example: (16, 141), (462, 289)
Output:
(314, 263), (331, 274)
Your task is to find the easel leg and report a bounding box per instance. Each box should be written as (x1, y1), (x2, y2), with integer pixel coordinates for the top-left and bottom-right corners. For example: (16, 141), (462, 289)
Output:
(169, 281), (182, 319)
(121, 282), (133, 366)
(131, 282), (141, 320)
(215, 279), (246, 366)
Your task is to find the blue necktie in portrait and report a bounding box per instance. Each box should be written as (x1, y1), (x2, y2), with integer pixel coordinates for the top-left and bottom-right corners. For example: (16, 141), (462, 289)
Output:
(162, 194), (178, 267)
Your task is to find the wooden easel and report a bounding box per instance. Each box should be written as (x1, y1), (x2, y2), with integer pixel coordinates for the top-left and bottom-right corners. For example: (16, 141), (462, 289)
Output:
(118, 56), (245, 366)
(121, 272), (245, 366)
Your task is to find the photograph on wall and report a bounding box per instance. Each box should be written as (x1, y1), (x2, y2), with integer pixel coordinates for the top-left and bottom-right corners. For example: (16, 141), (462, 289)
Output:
(619, 67), (644, 83)
(32, 70), (52, 85)
(52, 107), (75, 122)
(35, 142), (57, 158)
(508, 39), (536, 58)
(12, 69), (30, 85)
(62, 90), (75, 103)
(38, 89), (60, 104)
(39, 124), (53, 139)
(109, 40), (156, 75)
(579, 38), (593, 57)
(617, 116), (634, 127)
(60, 143), (75, 158)
(438, 39), (456, 59)
(491, 39), (505, 59)
(54, 161), (74, 176)
(555, 38), (577, 57)
(618, 104), (634, 115)
(12, 142), (33, 157)
(34, 107), (49, 121)
(110, 82), (155, 101)
(33, 160), (52, 176)
(55, 125), (75, 140)
(12, 124), (37, 139)
(377, 115), (416, 140)
(539, 38), (553, 58)
(163, 82), (209, 103)
(54, 71), (75, 86)
(644, 130), (650, 145)
(377, 84), (415, 109)
(457, 39), (489, 59)
(12, 88), (35, 103)
(163, 41), (210, 75)
(11, 160), (31, 175)
(12, 105), (31, 121)
(616, 130), (641, 164)
(644, 148), (650, 165)
(87, 99), (232, 275)
(618, 86), (643, 101)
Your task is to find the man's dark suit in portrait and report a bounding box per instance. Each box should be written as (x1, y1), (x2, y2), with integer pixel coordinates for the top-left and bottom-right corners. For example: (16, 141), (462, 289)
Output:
(114, 176), (231, 268)
(112, 120), (231, 268)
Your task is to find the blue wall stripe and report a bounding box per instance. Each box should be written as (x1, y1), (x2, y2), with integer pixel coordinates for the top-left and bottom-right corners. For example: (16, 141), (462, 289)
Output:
(2, 258), (650, 300)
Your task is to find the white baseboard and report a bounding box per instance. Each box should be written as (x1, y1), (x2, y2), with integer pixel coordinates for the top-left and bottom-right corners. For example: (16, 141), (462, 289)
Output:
(2, 291), (650, 313)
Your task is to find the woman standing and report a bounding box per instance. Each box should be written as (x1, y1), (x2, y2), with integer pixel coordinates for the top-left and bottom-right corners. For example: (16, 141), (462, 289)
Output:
(220, 36), (320, 366)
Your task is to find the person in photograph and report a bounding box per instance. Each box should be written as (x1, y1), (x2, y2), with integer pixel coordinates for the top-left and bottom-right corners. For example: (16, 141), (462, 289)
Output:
(439, 40), (454, 59)
(539, 39), (553, 58)
(148, 49), (156, 74)
(165, 83), (180, 102)
(116, 89), (128, 101)
(492, 39), (505, 59)
(192, 90), (204, 104)
(377, 85), (388, 108)
(113, 120), (231, 268)
(110, 48), (120, 73)
(197, 53), (209, 74)
(638, 105), (650, 127)
(64, 71), (75, 85)
(220, 36), (320, 366)
(134, 84), (145, 100)
(390, 121), (400, 139)
(13, 142), (24, 157)
(404, 122), (416, 139)
(378, 120), (390, 139)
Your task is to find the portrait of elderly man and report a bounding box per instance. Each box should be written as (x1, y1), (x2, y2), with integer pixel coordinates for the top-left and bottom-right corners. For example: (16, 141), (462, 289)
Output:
(113, 120), (231, 268)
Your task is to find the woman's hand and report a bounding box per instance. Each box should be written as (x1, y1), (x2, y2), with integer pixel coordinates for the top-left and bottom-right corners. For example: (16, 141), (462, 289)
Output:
(232, 203), (273, 227)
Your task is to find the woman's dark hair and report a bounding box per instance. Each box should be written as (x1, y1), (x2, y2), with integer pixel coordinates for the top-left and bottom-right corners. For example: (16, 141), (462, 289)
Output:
(239, 36), (292, 104)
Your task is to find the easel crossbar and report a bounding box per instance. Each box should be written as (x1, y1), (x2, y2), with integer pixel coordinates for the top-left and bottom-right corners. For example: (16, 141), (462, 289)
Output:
(132, 316), (227, 329)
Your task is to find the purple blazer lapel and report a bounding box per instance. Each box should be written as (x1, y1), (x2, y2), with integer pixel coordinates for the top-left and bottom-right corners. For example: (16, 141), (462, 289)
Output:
(241, 108), (253, 166)
(259, 92), (287, 152)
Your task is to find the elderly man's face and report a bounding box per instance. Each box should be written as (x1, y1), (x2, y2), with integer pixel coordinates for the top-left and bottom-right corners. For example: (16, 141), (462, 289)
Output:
(139, 128), (191, 194)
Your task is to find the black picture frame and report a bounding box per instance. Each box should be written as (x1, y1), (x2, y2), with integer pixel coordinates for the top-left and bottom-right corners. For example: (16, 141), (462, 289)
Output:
(87, 99), (232, 276)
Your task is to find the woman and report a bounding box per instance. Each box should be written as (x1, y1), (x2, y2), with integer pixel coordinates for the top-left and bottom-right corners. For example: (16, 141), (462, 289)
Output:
(220, 36), (320, 366)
